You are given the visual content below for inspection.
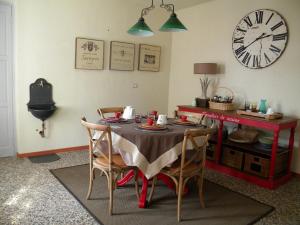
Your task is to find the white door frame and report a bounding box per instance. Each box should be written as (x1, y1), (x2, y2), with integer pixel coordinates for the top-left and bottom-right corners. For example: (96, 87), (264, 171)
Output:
(0, 2), (16, 157)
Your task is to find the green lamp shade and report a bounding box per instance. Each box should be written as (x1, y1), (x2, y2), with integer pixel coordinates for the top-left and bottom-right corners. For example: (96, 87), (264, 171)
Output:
(127, 17), (154, 37)
(159, 13), (187, 32)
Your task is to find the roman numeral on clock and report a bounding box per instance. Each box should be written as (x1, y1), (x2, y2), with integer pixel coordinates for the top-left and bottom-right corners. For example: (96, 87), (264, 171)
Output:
(265, 12), (274, 25)
(235, 46), (246, 56)
(269, 44), (281, 55)
(244, 16), (253, 28)
(271, 21), (284, 31)
(264, 53), (271, 64)
(253, 55), (261, 68)
(242, 52), (251, 66)
(233, 37), (244, 44)
(255, 11), (263, 24)
(273, 32), (288, 41)
(237, 27), (247, 33)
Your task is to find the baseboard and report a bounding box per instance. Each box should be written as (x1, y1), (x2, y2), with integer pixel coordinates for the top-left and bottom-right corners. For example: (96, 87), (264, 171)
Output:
(17, 145), (88, 158)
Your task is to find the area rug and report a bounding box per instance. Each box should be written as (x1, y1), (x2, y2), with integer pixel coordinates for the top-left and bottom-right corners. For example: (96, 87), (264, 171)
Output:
(50, 164), (273, 225)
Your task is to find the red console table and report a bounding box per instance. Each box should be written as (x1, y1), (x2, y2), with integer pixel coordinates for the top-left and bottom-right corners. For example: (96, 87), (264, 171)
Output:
(178, 105), (298, 189)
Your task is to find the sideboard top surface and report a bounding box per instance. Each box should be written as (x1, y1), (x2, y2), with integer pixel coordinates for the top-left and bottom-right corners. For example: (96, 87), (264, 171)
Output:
(178, 105), (298, 129)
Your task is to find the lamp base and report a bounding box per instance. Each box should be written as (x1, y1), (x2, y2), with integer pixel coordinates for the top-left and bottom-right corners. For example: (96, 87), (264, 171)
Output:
(195, 98), (209, 108)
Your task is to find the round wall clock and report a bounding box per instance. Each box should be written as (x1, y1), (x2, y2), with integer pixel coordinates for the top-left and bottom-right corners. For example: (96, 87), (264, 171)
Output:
(232, 9), (288, 69)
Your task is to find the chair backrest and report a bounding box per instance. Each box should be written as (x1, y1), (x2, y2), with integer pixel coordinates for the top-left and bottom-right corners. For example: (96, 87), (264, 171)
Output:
(97, 107), (124, 119)
(179, 128), (215, 175)
(81, 117), (113, 170)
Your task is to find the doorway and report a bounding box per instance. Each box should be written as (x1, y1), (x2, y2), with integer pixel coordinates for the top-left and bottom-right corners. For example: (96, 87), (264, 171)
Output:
(0, 3), (15, 157)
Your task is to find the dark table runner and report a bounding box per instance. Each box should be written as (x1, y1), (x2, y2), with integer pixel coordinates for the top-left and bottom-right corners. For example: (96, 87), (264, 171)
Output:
(104, 119), (201, 164)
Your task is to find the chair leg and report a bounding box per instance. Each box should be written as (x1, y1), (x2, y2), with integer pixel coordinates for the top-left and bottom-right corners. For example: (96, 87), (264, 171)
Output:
(148, 176), (157, 204)
(177, 176), (183, 222)
(198, 176), (205, 208)
(134, 170), (140, 200)
(86, 167), (95, 200)
(109, 171), (114, 215)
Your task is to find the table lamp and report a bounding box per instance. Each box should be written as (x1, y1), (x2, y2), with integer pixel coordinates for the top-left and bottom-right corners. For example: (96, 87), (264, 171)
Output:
(194, 63), (217, 107)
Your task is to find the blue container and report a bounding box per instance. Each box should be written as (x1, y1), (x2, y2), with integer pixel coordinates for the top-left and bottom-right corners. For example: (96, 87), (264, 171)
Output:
(259, 99), (267, 114)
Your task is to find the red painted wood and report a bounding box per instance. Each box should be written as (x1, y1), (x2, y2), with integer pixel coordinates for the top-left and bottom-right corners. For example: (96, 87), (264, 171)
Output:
(117, 170), (135, 186)
(117, 170), (188, 208)
(287, 128), (296, 173)
(157, 173), (188, 194)
(178, 106), (297, 131)
(205, 160), (292, 189)
(178, 106), (298, 189)
(116, 170), (149, 208)
(157, 173), (175, 190)
(216, 121), (223, 163)
(279, 121), (298, 130)
(269, 130), (279, 179)
(138, 175), (149, 208)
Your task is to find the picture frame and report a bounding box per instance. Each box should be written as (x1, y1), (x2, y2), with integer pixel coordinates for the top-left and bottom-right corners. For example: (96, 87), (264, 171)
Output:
(138, 44), (161, 72)
(75, 37), (104, 70)
(109, 41), (135, 71)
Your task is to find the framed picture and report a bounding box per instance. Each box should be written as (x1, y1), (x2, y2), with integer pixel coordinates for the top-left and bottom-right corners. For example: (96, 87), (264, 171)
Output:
(75, 37), (104, 70)
(138, 44), (161, 72)
(109, 41), (135, 71)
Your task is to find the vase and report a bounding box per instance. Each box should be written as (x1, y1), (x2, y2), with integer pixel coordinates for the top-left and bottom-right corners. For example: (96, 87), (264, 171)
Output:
(259, 99), (267, 114)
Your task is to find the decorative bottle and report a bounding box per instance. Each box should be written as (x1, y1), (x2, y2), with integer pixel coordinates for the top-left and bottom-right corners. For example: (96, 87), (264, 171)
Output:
(259, 99), (267, 114)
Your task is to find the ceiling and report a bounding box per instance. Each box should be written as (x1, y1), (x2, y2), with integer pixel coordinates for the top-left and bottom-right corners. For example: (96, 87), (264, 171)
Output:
(132, 0), (212, 10)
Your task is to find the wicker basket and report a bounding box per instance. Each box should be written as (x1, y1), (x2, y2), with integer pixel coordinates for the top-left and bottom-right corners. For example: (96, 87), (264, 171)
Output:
(209, 87), (235, 111)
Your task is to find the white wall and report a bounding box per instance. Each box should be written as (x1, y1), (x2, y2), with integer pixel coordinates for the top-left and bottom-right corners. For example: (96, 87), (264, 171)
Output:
(168, 0), (300, 172)
(11, 0), (172, 153)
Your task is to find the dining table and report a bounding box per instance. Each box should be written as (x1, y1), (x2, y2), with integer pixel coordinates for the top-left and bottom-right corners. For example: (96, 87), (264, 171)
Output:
(97, 118), (204, 208)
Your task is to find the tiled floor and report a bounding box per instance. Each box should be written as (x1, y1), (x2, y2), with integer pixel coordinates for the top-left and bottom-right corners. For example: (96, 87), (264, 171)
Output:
(0, 151), (299, 225)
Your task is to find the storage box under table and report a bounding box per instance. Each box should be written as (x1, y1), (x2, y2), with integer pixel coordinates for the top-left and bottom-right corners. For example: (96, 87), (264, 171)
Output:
(244, 152), (289, 178)
(221, 147), (244, 170)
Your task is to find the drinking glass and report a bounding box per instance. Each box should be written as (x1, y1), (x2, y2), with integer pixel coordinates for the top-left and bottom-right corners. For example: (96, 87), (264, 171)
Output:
(135, 114), (142, 123)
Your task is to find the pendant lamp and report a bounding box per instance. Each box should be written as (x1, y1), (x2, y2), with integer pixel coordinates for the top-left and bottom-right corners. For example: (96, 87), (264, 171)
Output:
(128, 0), (187, 37)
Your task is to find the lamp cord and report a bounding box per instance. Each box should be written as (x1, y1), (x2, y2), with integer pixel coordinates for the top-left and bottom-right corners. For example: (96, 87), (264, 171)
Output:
(141, 0), (154, 18)
(140, 0), (175, 18)
(160, 0), (174, 14)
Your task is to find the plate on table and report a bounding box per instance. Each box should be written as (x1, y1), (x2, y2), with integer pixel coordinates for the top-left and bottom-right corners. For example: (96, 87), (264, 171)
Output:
(103, 117), (128, 123)
(138, 123), (168, 131)
(173, 120), (197, 126)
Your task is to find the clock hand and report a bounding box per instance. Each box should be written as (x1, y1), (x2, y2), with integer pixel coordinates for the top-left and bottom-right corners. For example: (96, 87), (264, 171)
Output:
(257, 34), (272, 40)
(244, 33), (266, 49)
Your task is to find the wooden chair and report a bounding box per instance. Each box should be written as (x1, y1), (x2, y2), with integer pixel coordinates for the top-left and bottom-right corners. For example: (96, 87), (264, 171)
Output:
(149, 128), (215, 222)
(81, 117), (134, 215)
(97, 107), (124, 119)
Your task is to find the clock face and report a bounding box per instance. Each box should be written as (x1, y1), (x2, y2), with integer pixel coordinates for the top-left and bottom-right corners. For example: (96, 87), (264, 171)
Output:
(232, 9), (288, 69)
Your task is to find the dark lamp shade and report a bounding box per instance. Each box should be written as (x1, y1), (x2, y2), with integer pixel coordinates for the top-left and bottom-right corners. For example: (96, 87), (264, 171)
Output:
(127, 17), (154, 37)
(159, 13), (187, 32)
(194, 63), (217, 74)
